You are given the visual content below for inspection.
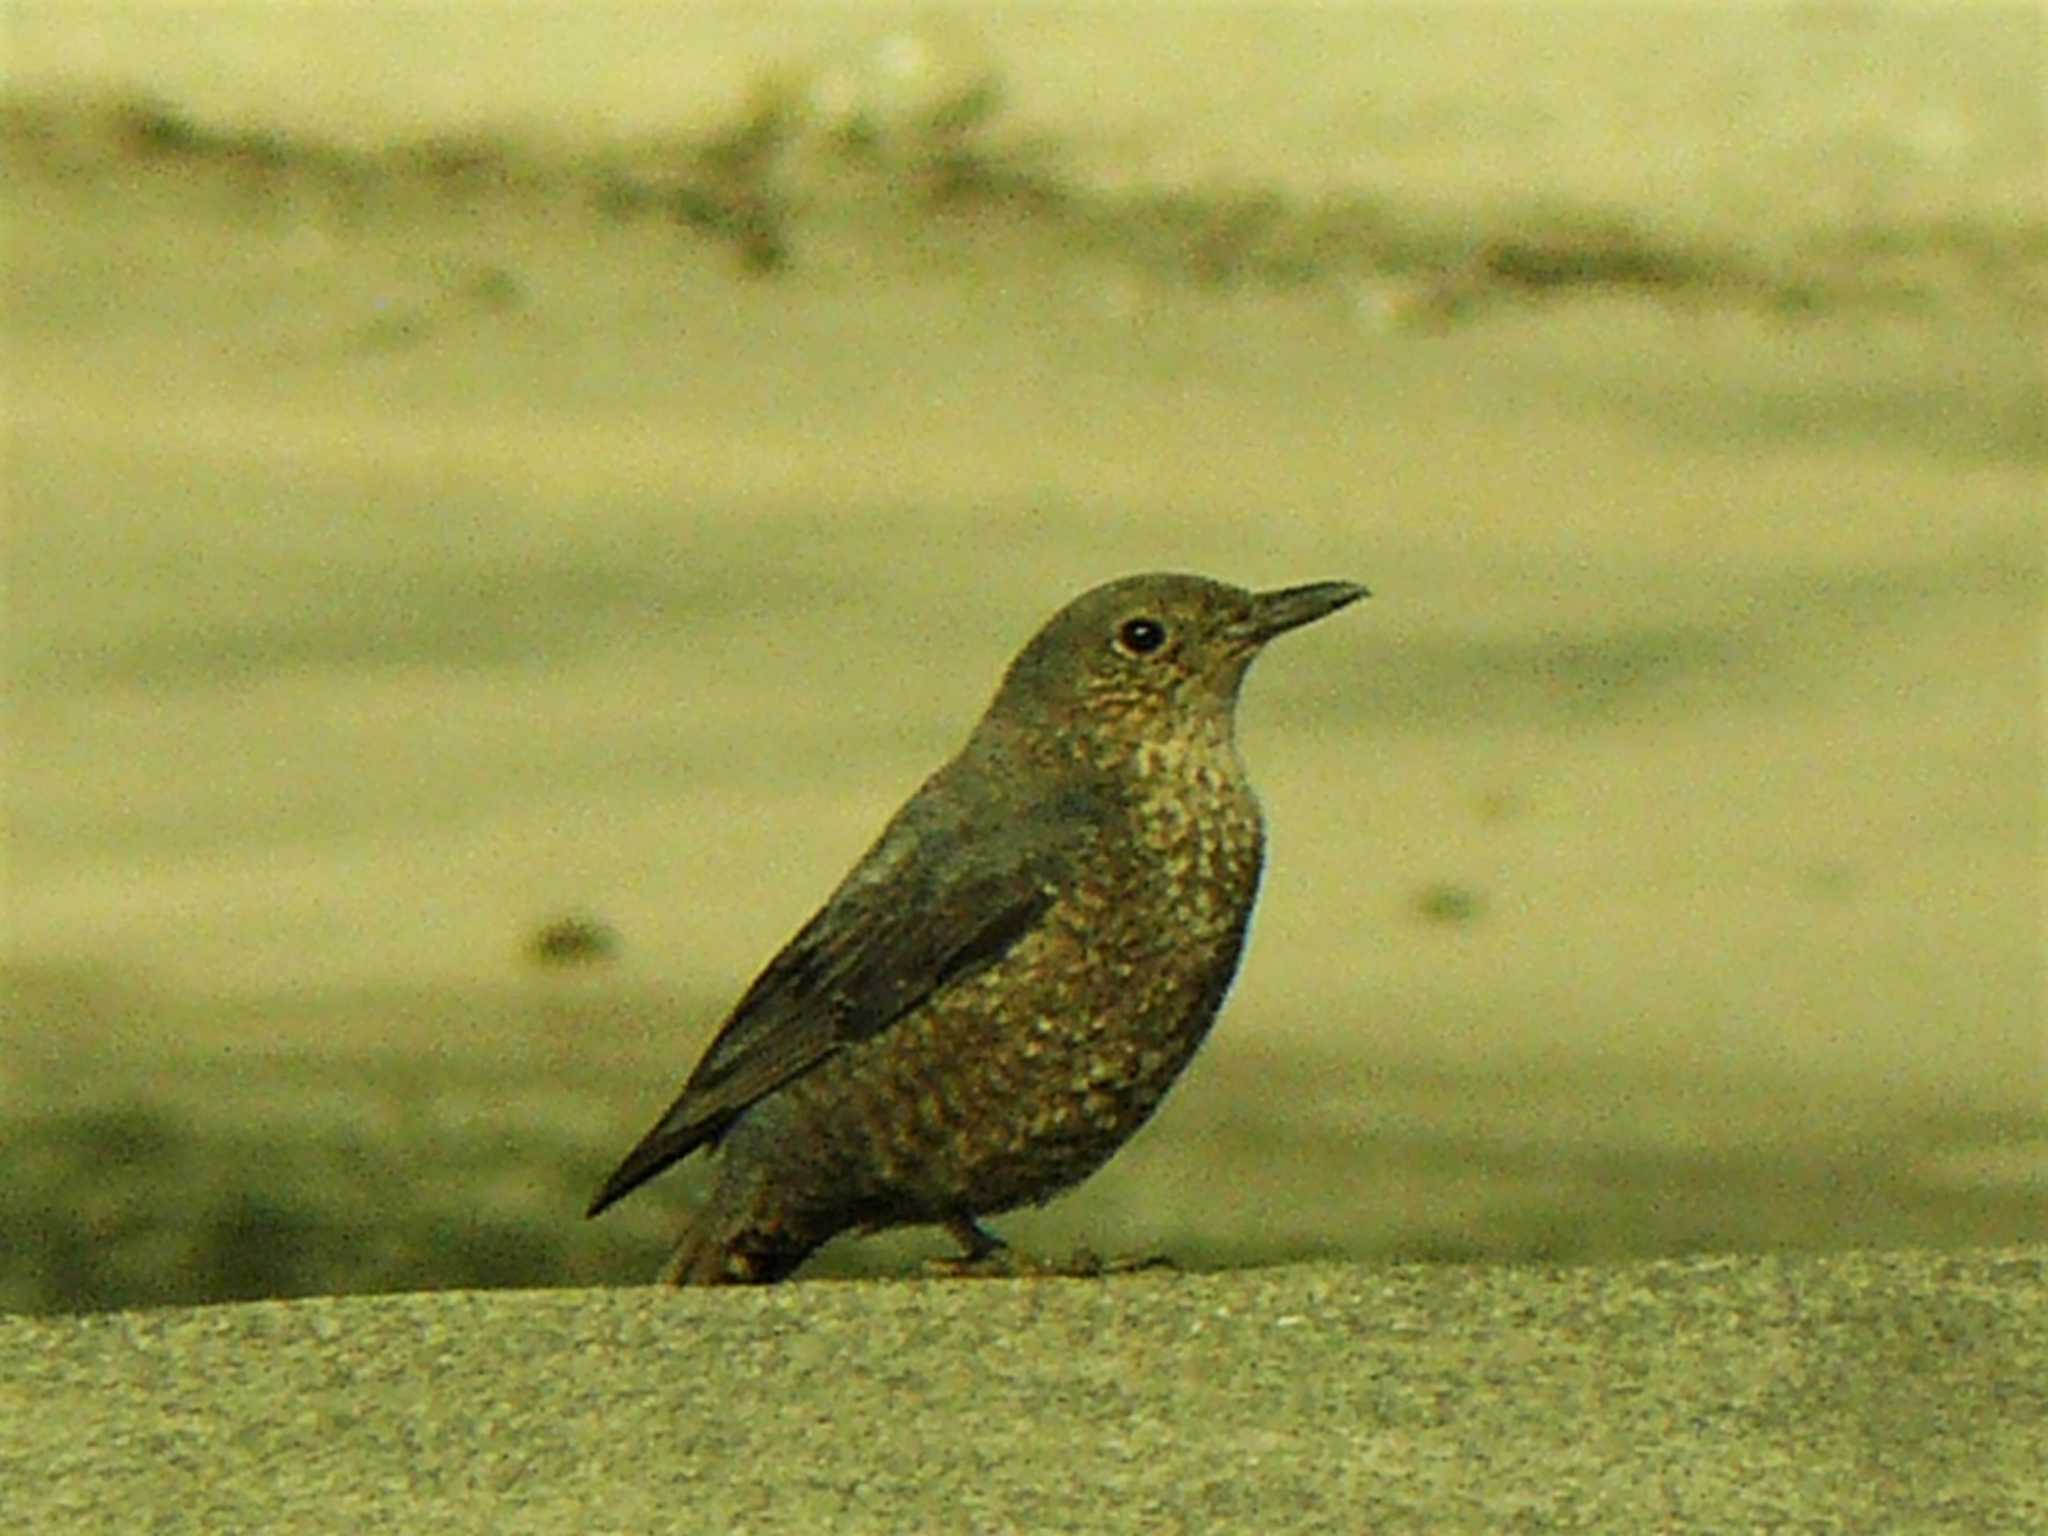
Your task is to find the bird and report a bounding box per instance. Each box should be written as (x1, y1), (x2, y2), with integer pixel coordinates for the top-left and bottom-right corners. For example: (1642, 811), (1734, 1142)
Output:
(586, 571), (1367, 1283)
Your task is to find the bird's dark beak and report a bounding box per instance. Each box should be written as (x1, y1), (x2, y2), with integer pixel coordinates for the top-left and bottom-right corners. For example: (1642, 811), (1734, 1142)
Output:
(1246, 580), (1370, 643)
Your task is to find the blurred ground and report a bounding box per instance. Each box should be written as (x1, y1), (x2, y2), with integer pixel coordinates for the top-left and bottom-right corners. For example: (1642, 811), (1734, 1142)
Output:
(2, 2), (2044, 1312)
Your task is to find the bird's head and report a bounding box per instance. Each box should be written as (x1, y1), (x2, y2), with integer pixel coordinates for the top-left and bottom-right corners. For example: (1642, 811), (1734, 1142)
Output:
(981, 572), (1368, 769)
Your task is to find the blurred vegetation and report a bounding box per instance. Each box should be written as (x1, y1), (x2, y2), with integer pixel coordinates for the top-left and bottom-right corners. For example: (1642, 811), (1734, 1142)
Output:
(5, 975), (2041, 1316)
(3, 85), (2039, 327)
(7, 1101), (597, 1311)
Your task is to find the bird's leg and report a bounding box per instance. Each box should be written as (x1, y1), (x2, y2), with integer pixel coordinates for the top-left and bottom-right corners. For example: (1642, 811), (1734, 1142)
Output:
(922, 1215), (1042, 1279)
(946, 1215), (1007, 1263)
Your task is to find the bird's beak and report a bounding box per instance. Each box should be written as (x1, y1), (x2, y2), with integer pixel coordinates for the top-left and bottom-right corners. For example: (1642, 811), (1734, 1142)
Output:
(1246, 580), (1370, 643)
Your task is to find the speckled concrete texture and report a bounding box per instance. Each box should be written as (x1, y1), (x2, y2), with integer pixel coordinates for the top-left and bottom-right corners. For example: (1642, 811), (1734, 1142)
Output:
(4, 1248), (2042, 1533)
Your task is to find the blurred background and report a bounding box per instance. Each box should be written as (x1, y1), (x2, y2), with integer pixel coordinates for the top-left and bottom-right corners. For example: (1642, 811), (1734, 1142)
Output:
(3, 1), (2043, 1312)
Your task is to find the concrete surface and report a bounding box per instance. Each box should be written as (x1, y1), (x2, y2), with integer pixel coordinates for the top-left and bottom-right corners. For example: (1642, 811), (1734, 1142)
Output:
(3, 1247), (2041, 1533)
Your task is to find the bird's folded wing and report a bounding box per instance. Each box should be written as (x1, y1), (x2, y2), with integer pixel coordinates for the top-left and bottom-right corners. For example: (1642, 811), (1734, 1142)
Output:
(586, 776), (1104, 1215)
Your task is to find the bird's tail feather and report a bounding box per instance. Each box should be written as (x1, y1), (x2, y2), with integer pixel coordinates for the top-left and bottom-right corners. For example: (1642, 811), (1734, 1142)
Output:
(659, 1210), (821, 1286)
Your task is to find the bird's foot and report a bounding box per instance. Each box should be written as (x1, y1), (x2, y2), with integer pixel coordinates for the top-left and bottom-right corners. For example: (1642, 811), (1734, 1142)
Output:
(1059, 1247), (1179, 1278)
(921, 1246), (1055, 1280)
(923, 1218), (1176, 1280)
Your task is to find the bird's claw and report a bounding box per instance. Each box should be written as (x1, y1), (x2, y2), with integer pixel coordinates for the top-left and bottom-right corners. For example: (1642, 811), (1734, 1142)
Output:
(920, 1244), (1177, 1280)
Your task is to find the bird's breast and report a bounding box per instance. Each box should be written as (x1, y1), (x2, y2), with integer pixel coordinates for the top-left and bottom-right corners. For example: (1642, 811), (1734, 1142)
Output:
(1035, 738), (1266, 1023)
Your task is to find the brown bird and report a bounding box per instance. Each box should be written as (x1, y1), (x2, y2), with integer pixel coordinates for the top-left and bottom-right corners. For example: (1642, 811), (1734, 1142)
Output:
(587, 572), (1367, 1283)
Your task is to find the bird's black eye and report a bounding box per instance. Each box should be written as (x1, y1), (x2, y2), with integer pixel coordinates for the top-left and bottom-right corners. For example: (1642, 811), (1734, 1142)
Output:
(1115, 617), (1168, 657)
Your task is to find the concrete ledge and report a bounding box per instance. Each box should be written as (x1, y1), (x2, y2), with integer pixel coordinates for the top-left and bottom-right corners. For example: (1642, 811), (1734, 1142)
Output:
(4, 1247), (2041, 1533)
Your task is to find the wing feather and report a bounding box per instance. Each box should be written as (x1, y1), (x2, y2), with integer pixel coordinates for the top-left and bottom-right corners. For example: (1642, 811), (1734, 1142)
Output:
(586, 771), (1102, 1216)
